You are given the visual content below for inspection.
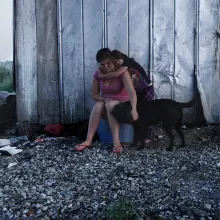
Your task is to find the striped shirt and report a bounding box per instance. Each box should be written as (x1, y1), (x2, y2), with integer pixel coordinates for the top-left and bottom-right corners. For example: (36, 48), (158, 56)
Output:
(94, 71), (129, 101)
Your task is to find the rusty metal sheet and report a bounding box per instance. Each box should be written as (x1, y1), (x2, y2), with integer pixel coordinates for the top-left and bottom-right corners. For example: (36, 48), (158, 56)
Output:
(174, 0), (196, 123)
(198, 0), (220, 123)
(14, 0), (38, 123)
(129, 0), (150, 69)
(106, 0), (128, 53)
(83, 1), (104, 117)
(152, 0), (174, 99)
(60, 0), (85, 123)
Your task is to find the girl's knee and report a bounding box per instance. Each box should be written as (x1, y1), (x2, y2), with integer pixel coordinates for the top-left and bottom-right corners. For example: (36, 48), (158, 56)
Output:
(93, 101), (105, 113)
(105, 100), (120, 112)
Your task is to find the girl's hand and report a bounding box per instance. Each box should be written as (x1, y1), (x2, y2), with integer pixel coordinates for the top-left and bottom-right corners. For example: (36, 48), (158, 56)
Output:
(103, 98), (111, 103)
(131, 109), (139, 121)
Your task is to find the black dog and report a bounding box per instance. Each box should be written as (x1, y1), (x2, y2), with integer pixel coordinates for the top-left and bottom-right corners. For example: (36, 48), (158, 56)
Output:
(111, 91), (197, 151)
(64, 119), (100, 141)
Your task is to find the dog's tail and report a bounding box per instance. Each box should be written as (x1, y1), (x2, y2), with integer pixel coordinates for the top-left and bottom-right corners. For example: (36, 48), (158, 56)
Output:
(177, 93), (198, 108)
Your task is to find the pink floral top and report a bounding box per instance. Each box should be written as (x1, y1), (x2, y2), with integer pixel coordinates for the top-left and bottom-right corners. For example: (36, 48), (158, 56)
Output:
(94, 71), (130, 101)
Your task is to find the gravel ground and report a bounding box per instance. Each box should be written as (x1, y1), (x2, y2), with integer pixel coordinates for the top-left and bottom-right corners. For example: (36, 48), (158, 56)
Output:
(0, 125), (220, 220)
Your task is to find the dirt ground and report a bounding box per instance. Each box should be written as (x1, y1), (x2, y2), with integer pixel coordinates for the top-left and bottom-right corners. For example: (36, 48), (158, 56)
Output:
(0, 123), (220, 219)
(141, 124), (220, 150)
(0, 123), (220, 146)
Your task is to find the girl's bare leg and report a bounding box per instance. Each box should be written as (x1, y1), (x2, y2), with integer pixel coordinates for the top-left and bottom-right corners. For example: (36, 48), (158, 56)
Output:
(75, 101), (105, 150)
(105, 100), (122, 152)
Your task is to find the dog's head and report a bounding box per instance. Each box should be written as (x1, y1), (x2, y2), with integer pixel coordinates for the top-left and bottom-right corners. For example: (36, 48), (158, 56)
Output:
(111, 101), (133, 124)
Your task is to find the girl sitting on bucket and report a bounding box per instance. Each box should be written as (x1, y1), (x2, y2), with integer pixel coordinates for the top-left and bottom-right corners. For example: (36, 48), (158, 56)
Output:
(97, 49), (154, 143)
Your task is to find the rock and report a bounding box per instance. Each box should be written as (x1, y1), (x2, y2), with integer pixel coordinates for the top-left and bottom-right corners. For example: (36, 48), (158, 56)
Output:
(43, 215), (50, 220)
(193, 209), (207, 217)
(41, 193), (47, 199)
(36, 204), (43, 209)
(46, 189), (52, 195)
(36, 209), (41, 214)
(22, 209), (29, 214)
(204, 204), (212, 210)
(0, 130), (219, 219)
(24, 202), (31, 208)
(113, 194), (117, 199)
(42, 206), (48, 211)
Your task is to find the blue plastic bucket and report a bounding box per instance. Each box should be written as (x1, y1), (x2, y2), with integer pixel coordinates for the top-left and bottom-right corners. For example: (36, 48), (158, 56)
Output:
(97, 119), (133, 144)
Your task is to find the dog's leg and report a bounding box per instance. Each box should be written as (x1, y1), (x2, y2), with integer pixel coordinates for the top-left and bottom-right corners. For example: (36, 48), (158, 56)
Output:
(132, 122), (140, 147)
(138, 133), (146, 150)
(132, 121), (145, 150)
(163, 123), (175, 151)
(137, 124), (148, 150)
(174, 122), (185, 148)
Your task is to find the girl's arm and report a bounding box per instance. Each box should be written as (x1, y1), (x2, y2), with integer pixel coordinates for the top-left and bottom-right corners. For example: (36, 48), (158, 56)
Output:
(91, 78), (105, 102)
(121, 71), (138, 121)
(98, 66), (128, 80)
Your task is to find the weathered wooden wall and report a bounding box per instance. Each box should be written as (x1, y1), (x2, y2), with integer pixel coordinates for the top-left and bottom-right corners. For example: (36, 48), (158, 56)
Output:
(36, 0), (60, 124)
(14, 0), (38, 122)
(14, 0), (220, 124)
(198, 0), (220, 123)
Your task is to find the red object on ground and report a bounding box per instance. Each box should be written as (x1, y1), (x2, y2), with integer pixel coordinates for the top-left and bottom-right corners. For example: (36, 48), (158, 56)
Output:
(44, 124), (64, 136)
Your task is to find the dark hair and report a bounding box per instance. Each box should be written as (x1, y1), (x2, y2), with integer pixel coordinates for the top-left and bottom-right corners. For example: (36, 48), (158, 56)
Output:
(111, 50), (129, 60)
(96, 48), (111, 62)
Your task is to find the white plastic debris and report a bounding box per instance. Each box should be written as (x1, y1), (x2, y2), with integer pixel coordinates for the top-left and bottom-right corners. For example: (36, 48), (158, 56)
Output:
(7, 162), (18, 168)
(217, 162), (220, 167)
(0, 145), (22, 155)
(0, 139), (11, 147)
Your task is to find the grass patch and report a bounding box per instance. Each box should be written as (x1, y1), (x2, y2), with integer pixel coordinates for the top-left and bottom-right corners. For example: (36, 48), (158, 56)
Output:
(100, 198), (139, 220)
(0, 66), (14, 92)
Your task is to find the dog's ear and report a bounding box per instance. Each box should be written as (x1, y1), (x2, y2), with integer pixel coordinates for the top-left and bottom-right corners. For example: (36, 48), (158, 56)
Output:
(125, 101), (132, 110)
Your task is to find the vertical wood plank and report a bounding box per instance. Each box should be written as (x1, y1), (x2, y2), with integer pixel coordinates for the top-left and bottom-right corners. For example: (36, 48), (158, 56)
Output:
(198, 0), (220, 123)
(174, 0), (196, 123)
(153, 0), (174, 99)
(14, 0), (38, 123)
(61, 0), (84, 123)
(129, 0), (150, 70)
(83, 1), (104, 117)
(106, 0), (128, 53)
(36, 0), (60, 124)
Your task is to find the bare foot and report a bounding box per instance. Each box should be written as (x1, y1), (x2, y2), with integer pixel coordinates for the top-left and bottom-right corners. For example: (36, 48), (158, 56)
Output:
(75, 141), (92, 151)
(112, 145), (123, 153)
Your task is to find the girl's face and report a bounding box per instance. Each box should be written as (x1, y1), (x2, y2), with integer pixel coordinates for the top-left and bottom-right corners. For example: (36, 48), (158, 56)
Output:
(111, 58), (123, 67)
(99, 58), (115, 73)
